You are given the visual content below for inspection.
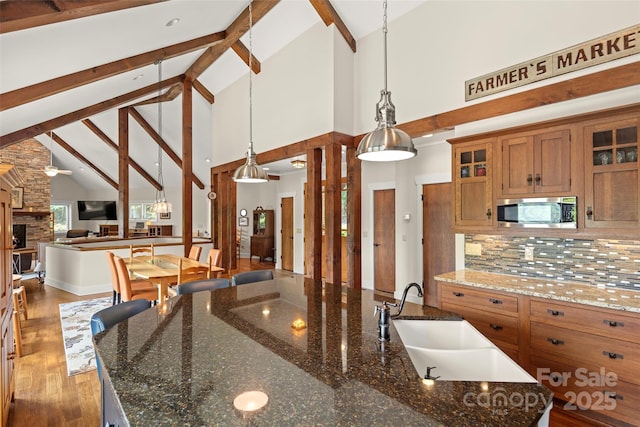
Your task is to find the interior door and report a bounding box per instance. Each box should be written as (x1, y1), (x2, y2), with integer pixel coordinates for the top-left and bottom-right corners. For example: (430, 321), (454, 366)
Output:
(281, 197), (294, 271)
(373, 189), (395, 294)
(422, 183), (455, 306)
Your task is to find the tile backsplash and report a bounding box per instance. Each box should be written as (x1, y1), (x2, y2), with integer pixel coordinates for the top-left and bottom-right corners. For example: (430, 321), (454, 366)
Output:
(464, 235), (640, 291)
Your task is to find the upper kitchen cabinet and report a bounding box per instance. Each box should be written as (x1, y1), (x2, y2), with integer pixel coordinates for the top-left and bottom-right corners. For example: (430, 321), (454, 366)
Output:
(500, 128), (573, 196)
(451, 139), (495, 231)
(583, 112), (639, 232)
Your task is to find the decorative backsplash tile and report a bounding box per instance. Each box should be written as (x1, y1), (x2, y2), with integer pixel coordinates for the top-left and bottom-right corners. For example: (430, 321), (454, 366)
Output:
(464, 235), (640, 291)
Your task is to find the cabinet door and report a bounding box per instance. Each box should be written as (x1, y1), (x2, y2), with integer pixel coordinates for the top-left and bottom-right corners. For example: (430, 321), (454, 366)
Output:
(454, 142), (493, 227)
(583, 116), (639, 230)
(534, 129), (571, 193)
(501, 135), (534, 195)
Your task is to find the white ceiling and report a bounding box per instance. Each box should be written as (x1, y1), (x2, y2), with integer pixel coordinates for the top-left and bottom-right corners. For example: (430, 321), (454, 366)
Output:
(0, 0), (426, 191)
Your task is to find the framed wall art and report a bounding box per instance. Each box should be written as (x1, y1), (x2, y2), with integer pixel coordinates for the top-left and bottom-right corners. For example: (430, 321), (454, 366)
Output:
(11, 187), (24, 209)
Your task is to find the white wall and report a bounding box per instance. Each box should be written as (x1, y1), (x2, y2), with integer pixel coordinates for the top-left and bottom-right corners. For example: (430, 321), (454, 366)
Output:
(214, 1), (639, 296)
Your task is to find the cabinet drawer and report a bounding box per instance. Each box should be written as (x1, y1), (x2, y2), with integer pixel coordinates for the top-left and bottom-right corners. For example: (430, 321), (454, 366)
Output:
(531, 356), (639, 426)
(530, 299), (640, 343)
(440, 284), (518, 314)
(441, 302), (519, 346)
(530, 322), (640, 383)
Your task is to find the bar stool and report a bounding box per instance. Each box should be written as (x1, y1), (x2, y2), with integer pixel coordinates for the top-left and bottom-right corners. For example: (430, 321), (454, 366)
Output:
(12, 274), (28, 321)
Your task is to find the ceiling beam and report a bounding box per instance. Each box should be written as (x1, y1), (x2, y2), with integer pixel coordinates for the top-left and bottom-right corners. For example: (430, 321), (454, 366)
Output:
(185, 0), (279, 81)
(0, 0), (166, 34)
(309, 0), (356, 52)
(0, 31), (225, 111)
(50, 131), (118, 189)
(82, 118), (162, 191)
(0, 75), (184, 148)
(193, 79), (215, 104)
(131, 83), (184, 107)
(231, 41), (261, 74)
(128, 107), (205, 190)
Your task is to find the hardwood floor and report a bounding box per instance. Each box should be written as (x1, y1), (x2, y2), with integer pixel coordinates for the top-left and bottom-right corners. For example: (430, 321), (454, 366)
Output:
(8, 258), (274, 426)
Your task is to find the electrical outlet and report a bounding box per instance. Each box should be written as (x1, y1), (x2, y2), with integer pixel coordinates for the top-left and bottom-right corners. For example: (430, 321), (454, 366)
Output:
(465, 243), (482, 256)
(524, 247), (534, 261)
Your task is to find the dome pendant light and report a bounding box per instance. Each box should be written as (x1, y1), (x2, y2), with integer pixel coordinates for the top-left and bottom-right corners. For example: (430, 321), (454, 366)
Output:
(152, 59), (172, 214)
(356, 0), (416, 162)
(233, 3), (269, 183)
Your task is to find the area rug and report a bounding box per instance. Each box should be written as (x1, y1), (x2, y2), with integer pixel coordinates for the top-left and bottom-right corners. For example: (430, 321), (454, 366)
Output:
(59, 297), (112, 376)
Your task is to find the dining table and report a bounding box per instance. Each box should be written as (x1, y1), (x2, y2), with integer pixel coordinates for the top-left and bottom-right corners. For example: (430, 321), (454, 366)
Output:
(125, 253), (224, 301)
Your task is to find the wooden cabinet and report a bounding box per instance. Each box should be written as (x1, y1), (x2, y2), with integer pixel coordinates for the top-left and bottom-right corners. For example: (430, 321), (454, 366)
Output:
(529, 298), (640, 426)
(583, 113), (639, 231)
(99, 224), (118, 237)
(0, 165), (19, 426)
(251, 210), (274, 262)
(438, 282), (521, 362)
(500, 128), (572, 195)
(451, 140), (494, 230)
(147, 225), (172, 236)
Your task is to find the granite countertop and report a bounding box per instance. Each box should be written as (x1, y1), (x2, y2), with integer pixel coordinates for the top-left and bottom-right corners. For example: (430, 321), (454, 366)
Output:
(435, 269), (640, 313)
(94, 275), (552, 426)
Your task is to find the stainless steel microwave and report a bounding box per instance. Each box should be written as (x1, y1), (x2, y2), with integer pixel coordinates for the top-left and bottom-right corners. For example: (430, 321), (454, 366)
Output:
(496, 197), (577, 228)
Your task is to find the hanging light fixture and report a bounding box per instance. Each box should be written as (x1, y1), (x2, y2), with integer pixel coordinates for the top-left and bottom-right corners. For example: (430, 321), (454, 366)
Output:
(356, 0), (416, 162)
(152, 59), (172, 214)
(233, 2), (269, 183)
(290, 157), (306, 169)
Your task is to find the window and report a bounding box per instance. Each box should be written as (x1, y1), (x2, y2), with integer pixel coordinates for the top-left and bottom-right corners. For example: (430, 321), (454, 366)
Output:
(50, 203), (71, 232)
(129, 202), (157, 220)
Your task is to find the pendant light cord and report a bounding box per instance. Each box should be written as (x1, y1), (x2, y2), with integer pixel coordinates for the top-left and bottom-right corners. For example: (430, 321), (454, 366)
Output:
(382, 0), (388, 93)
(248, 2), (253, 153)
(156, 59), (165, 200)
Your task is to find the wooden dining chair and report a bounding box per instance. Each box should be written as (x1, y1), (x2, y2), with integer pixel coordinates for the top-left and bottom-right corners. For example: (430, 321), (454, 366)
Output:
(129, 243), (154, 263)
(113, 255), (158, 303)
(177, 257), (211, 284)
(188, 245), (202, 261)
(206, 248), (223, 278)
(106, 251), (156, 304)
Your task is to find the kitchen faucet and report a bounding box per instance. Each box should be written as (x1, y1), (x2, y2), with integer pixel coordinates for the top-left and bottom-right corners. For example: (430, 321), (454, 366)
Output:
(391, 282), (423, 318)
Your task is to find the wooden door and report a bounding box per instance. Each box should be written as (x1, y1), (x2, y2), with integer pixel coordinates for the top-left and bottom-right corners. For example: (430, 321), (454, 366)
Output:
(373, 189), (395, 294)
(422, 183), (455, 307)
(281, 197), (294, 271)
(534, 129), (571, 194)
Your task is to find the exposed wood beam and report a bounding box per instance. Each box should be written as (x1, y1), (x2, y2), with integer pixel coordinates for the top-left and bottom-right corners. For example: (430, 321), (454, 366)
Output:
(193, 79), (215, 104)
(118, 108), (130, 238)
(0, 32), (224, 111)
(231, 41), (261, 74)
(185, 0), (279, 81)
(82, 118), (162, 191)
(132, 83), (183, 107)
(0, 0), (165, 34)
(394, 62), (640, 140)
(0, 75), (184, 148)
(50, 131), (117, 189)
(128, 107), (205, 190)
(309, 0), (356, 52)
(182, 78), (194, 254)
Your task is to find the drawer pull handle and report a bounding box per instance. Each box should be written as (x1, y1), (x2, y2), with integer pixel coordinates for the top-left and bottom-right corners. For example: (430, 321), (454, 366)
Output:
(603, 351), (624, 360)
(453, 292), (464, 297)
(547, 338), (564, 346)
(489, 324), (503, 331)
(603, 319), (624, 327)
(547, 309), (564, 316)
(604, 391), (624, 400)
(488, 298), (503, 304)
(527, 174), (533, 185)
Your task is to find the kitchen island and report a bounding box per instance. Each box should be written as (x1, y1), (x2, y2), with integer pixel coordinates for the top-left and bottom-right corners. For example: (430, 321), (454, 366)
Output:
(93, 274), (552, 426)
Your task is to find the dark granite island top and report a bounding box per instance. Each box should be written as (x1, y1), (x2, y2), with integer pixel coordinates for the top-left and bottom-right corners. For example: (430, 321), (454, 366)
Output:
(93, 275), (552, 426)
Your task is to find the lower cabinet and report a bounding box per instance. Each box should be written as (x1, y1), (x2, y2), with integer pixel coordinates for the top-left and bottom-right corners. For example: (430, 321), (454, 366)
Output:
(0, 312), (15, 427)
(437, 281), (640, 427)
(250, 236), (274, 262)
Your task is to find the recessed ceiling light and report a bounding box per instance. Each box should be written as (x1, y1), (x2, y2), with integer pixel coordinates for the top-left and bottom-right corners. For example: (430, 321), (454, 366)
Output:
(133, 74), (144, 81)
(422, 133), (433, 138)
(166, 18), (180, 27)
(205, 158), (211, 163)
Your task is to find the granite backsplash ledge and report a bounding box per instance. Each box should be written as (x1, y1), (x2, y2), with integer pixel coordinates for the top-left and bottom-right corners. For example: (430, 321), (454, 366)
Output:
(464, 235), (640, 291)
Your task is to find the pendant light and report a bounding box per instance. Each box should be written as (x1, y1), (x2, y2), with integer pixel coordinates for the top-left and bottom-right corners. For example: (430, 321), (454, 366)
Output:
(233, 2), (269, 183)
(152, 59), (172, 214)
(356, 0), (416, 162)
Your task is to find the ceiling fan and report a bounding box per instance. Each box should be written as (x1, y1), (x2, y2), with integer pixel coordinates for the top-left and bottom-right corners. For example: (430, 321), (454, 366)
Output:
(44, 131), (72, 177)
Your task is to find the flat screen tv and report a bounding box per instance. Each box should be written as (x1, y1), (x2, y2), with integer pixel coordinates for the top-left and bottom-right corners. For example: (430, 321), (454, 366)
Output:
(77, 200), (117, 221)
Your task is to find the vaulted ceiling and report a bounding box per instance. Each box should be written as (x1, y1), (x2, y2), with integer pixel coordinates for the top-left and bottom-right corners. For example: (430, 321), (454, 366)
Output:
(0, 0), (426, 191)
